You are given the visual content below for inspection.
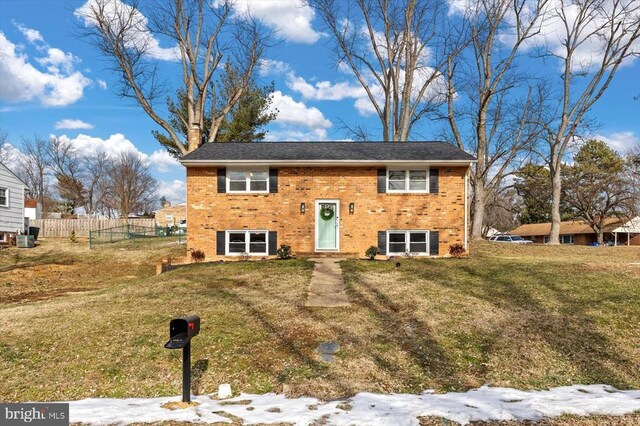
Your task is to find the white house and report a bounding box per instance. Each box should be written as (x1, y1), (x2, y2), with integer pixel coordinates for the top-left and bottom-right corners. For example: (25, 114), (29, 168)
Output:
(0, 161), (26, 241)
(24, 198), (42, 220)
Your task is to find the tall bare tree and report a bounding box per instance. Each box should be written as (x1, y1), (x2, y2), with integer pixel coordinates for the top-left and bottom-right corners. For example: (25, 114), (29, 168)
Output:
(537, 0), (640, 244)
(0, 129), (9, 164)
(77, 0), (270, 156)
(106, 151), (159, 217)
(445, 0), (548, 240)
(309, 0), (462, 141)
(17, 136), (53, 214)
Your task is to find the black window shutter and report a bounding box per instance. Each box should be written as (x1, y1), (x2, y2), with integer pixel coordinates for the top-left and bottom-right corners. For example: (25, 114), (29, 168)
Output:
(217, 168), (226, 193)
(429, 231), (439, 256)
(269, 168), (278, 193)
(216, 231), (226, 255)
(268, 231), (277, 255)
(377, 169), (386, 193)
(377, 231), (387, 255)
(429, 168), (439, 193)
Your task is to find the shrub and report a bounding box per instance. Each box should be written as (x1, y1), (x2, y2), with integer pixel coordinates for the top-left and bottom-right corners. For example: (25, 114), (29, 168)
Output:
(365, 246), (379, 260)
(449, 243), (466, 258)
(69, 230), (78, 243)
(239, 252), (250, 262)
(277, 244), (292, 259)
(191, 249), (205, 263)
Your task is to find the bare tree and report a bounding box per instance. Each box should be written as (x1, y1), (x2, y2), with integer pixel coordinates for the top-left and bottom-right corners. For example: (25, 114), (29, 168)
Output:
(77, 0), (270, 156)
(445, 0), (548, 240)
(106, 151), (158, 218)
(309, 0), (462, 141)
(17, 136), (53, 214)
(537, 0), (640, 244)
(0, 129), (9, 164)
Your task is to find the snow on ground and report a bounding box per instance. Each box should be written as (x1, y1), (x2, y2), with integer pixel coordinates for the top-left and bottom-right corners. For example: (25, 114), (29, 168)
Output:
(67, 384), (640, 425)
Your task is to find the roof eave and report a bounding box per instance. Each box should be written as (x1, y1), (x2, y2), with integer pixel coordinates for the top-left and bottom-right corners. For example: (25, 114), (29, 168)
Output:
(180, 159), (477, 167)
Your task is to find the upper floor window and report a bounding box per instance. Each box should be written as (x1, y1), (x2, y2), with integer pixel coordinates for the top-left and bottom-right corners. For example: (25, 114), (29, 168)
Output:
(0, 188), (8, 207)
(387, 169), (428, 193)
(227, 169), (269, 193)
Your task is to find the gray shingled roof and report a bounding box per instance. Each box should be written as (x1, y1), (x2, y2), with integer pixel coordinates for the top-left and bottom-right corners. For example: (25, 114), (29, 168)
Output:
(181, 141), (475, 163)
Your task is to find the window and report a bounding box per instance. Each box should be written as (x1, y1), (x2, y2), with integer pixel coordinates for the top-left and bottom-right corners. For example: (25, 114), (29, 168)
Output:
(226, 230), (268, 255)
(166, 214), (174, 222)
(560, 234), (575, 244)
(387, 169), (428, 193)
(227, 169), (269, 193)
(387, 230), (430, 255)
(543, 236), (549, 244)
(0, 188), (7, 207)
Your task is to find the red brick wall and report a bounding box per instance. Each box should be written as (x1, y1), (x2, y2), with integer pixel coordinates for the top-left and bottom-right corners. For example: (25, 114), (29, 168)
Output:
(186, 166), (469, 259)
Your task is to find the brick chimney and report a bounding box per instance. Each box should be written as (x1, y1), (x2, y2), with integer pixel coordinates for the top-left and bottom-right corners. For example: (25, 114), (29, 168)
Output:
(187, 125), (202, 153)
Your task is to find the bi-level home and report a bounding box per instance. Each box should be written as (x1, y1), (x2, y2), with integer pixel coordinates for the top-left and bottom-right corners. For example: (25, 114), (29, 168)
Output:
(181, 142), (475, 259)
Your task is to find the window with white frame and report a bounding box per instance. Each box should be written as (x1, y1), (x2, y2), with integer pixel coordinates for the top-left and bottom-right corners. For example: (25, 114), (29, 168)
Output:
(560, 234), (575, 244)
(166, 214), (174, 222)
(0, 188), (7, 207)
(226, 230), (268, 255)
(387, 169), (428, 193)
(387, 230), (429, 255)
(227, 169), (269, 193)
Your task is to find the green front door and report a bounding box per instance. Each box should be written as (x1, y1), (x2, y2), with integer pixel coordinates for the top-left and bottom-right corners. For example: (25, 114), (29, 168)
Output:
(316, 201), (339, 251)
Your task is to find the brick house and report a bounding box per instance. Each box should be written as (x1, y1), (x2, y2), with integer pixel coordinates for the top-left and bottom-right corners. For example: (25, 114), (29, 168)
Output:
(181, 142), (475, 259)
(154, 202), (187, 227)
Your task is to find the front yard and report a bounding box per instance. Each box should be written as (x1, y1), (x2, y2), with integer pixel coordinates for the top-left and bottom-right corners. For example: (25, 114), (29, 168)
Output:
(1, 240), (639, 411)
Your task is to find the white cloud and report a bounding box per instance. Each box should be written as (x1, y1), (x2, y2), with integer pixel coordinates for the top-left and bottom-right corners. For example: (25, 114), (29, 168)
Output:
(593, 131), (640, 154)
(224, 0), (321, 44)
(54, 119), (95, 130)
(75, 0), (180, 61)
(97, 79), (108, 90)
(54, 133), (181, 174)
(0, 31), (91, 106)
(157, 179), (186, 204)
(258, 59), (292, 76)
(149, 150), (181, 173)
(269, 90), (332, 131)
(13, 22), (44, 45)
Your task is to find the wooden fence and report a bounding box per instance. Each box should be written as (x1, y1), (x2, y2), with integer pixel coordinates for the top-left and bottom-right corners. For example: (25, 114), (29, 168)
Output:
(28, 219), (156, 238)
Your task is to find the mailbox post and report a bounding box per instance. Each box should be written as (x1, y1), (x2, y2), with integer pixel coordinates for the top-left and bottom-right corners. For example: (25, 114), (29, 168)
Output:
(164, 315), (200, 403)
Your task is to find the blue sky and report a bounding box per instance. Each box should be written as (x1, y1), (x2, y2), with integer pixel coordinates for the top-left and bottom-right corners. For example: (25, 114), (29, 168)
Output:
(1, 0), (639, 203)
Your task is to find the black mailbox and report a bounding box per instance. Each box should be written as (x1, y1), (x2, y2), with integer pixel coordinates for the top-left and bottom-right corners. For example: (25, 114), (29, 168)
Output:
(164, 315), (201, 403)
(165, 315), (200, 349)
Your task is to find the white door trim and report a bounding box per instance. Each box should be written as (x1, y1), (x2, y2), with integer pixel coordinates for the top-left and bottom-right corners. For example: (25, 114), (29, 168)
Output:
(315, 199), (340, 252)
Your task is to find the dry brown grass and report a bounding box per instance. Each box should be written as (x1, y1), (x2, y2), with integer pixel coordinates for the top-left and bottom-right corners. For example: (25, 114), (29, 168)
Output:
(1, 240), (639, 426)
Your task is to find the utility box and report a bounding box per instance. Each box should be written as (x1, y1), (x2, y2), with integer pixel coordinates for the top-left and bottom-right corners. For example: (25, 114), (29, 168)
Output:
(16, 235), (35, 248)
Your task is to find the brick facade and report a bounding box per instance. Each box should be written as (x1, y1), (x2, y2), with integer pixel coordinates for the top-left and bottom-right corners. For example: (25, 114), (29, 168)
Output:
(186, 166), (469, 259)
(155, 203), (187, 227)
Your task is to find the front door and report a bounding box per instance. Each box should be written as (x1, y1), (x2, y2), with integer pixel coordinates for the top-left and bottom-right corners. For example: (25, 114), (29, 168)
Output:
(315, 200), (339, 251)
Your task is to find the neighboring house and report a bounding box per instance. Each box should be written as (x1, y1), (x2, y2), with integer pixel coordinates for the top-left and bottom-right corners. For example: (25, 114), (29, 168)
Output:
(24, 198), (42, 220)
(155, 202), (187, 227)
(484, 227), (502, 238)
(181, 142), (475, 259)
(611, 217), (640, 246)
(511, 218), (634, 245)
(0, 161), (26, 241)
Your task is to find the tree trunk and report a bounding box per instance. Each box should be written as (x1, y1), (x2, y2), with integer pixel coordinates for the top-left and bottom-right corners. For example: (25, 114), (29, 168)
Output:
(549, 164), (562, 245)
(471, 178), (485, 240)
(597, 229), (604, 245)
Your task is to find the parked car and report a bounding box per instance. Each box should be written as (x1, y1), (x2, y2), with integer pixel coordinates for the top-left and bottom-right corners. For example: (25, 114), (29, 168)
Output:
(491, 234), (533, 244)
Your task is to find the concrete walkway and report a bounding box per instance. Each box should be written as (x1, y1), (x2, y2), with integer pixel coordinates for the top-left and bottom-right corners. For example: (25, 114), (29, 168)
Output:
(305, 258), (350, 307)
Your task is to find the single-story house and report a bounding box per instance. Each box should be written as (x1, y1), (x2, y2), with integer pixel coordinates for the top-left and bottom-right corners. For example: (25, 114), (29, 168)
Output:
(180, 141), (475, 259)
(155, 202), (187, 227)
(511, 217), (640, 245)
(0, 161), (26, 242)
(611, 217), (640, 246)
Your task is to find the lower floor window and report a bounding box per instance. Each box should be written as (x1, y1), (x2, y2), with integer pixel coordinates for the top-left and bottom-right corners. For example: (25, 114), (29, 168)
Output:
(387, 230), (429, 255)
(227, 230), (268, 255)
(560, 234), (575, 244)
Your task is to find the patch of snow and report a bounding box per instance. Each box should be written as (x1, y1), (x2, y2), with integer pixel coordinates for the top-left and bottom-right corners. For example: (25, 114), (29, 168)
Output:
(66, 384), (640, 425)
(218, 383), (233, 399)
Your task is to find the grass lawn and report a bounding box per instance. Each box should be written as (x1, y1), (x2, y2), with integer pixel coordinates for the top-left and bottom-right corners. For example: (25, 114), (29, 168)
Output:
(1, 240), (639, 412)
